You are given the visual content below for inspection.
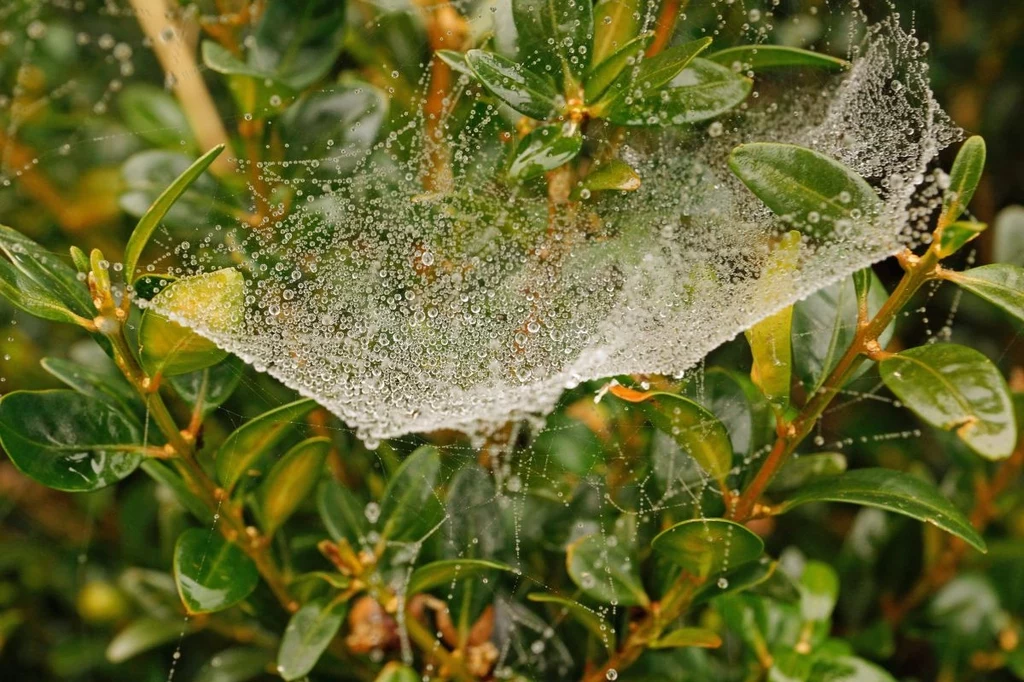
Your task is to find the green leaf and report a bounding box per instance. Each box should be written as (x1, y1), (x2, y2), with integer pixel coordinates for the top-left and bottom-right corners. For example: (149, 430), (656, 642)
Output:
(318, 478), (368, 546)
(216, 398), (318, 492)
(602, 58), (751, 126)
(693, 367), (775, 458)
(141, 460), (212, 524)
(277, 597), (348, 681)
(879, 344), (1016, 460)
(195, 647), (274, 682)
(650, 627), (723, 649)
(774, 468), (986, 552)
(729, 143), (882, 236)
(512, 0), (594, 88)
(610, 385), (732, 483)
(0, 257), (86, 325)
(767, 453), (847, 493)
(652, 519), (764, 579)
(0, 390), (141, 492)
(946, 264), (1024, 324)
(799, 560), (839, 622)
(123, 145), (224, 279)
(937, 220), (986, 258)
(249, 0), (348, 89)
(465, 50), (562, 120)
(993, 205), (1024, 266)
(508, 122), (583, 180)
(584, 32), (654, 103)
(527, 592), (616, 651)
(436, 50), (474, 78)
(168, 356), (244, 419)
(118, 85), (195, 151)
(257, 437), (331, 536)
(746, 305), (793, 409)
(566, 532), (649, 606)
(106, 617), (188, 663)
(408, 558), (515, 595)
(281, 81), (388, 166)
(0, 224), (94, 319)
(940, 135), (986, 227)
(139, 268), (243, 378)
(810, 656), (899, 682)
(532, 412), (602, 475)
(379, 445), (444, 542)
(792, 270), (892, 393)
(596, 37), (712, 110)
(575, 158), (641, 196)
(591, 0), (641, 66)
(707, 45), (850, 72)
(374, 663), (420, 682)
(40, 357), (141, 423)
(173, 528), (259, 614)
(120, 151), (233, 229)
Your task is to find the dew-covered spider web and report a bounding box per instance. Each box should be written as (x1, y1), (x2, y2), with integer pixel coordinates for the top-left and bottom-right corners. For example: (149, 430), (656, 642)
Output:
(0, 0), (975, 679)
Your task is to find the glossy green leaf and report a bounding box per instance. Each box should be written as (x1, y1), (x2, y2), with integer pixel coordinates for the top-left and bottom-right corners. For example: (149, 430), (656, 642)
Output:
(41, 357), (141, 422)
(216, 398), (318, 492)
(379, 445), (445, 542)
(446, 464), (507, 559)
(650, 627), (723, 649)
(811, 656), (899, 682)
(596, 37), (712, 109)
(940, 135), (986, 227)
(0, 390), (141, 492)
(946, 264), (1024, 323)
(508, 122), (583, 180)
(768, 453), (847, 493)
(799, 560), (839, 622)
(120, 150), (233, 229)
(879, 344), (1016, 460)
(123, 145), (224, 279)
(118, 85), (195, 151)
(591, 0), (641, 66)
(746, 305), (793, 409)
(512, 0), (594, 87)
(937, 220), (986, 258)
(249, 0), (347, 89)
(0, 224), (94, 319)
(693, 367), (775, 458)
(173, 528), (259, 614)
(532, 412), (602, 475)
(374, 663), (420, 682)
(693, 556), (786, 606)
(775, 468), (986, 552)
(277, 597), (348, 681)
(202, 41), (264, 79)
(708, 45), (850, 72)
(576, 159), (641, 196)
(465, 50), (562, 120)
(652, 519), (764, 579)
(603, 58), (751, 126)
(567, 533), (649, 606)
(792, 270), (892, 392)
(281, 81), (388, 166)
(611, 386), (732, 483)
(106, 617), (189, 663)
(527, 592), (616, 651)
(318, 478), (368, 546)
(584, 32), (654, 103)
(436, 50), (474, 78)
(168, 356), (244, 419)
(257, 437), (331, 536)
(0, 257), (85, 325)
(729, 143), (882, 236)
(408, 558), (515, 595)
(195, 647), (274, 682)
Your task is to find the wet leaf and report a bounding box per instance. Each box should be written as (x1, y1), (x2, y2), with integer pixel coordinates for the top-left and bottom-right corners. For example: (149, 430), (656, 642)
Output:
(652, 519), (764, 579)
(584, 32), (654, 103)
(610, 385), (732, 483)
(708, 45), (850, 71)
(774, 468), (986, 552)
(576, 158), (641, 195)
(0, 258), (85, 325)
(216, 398), (318, 492)
(512, 0), (594, 88)
(508, 123), (582, 180)
(118, 84), (195, 151)
(120, 150), (232, 229)
(195, 647), (274, 682)
(879, 344), (1016, 460)
(408, 558), (514, 595)
(248, 0), (347, 90)
(946, 264), (1024, 324)
(729, 143), (882, 236)
(318, 478), (368, 546)
(650, 627), (723, 649)
(746, 304), (793, 409)
(603, 58), (751, 126)
(692, 367), (775, 457)
(532, 412), (602, 475)
(0, 224), (94, 319)
(139, 268), (244, 378)
(40, 357), (141, 421)
(173, 528), (259, 614)
(379, 445), (444, 542)
(937, 220), (986, 258)
(591, 0), (641, 66)
(123, 145), (224, 279)
(436, 50), (474, 78)
(168, 356), (245, 419)
(257, 437), (332, 536)
(567, 533), (648, 606)
(940, 135), (986, 227)
(0, 390), (141, 492)
(527, 592), (616, 651)
(768, 453), (847, 493)
(281, 81), (388, 166)
(465, 50), (562, 120)
(106, 617), (189, 663)
(277, 597), (348, 681)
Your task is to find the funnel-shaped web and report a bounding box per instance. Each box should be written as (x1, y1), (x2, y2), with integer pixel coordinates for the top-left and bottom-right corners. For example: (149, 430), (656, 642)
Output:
(148, 14), (958, 446)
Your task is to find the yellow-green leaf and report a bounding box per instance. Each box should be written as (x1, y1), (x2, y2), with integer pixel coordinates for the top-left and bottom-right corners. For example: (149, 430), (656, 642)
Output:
(257, 437), (332, 536)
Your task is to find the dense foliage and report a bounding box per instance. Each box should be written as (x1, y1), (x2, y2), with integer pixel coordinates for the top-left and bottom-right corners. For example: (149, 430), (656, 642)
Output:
(0, 2), (1023, 682)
